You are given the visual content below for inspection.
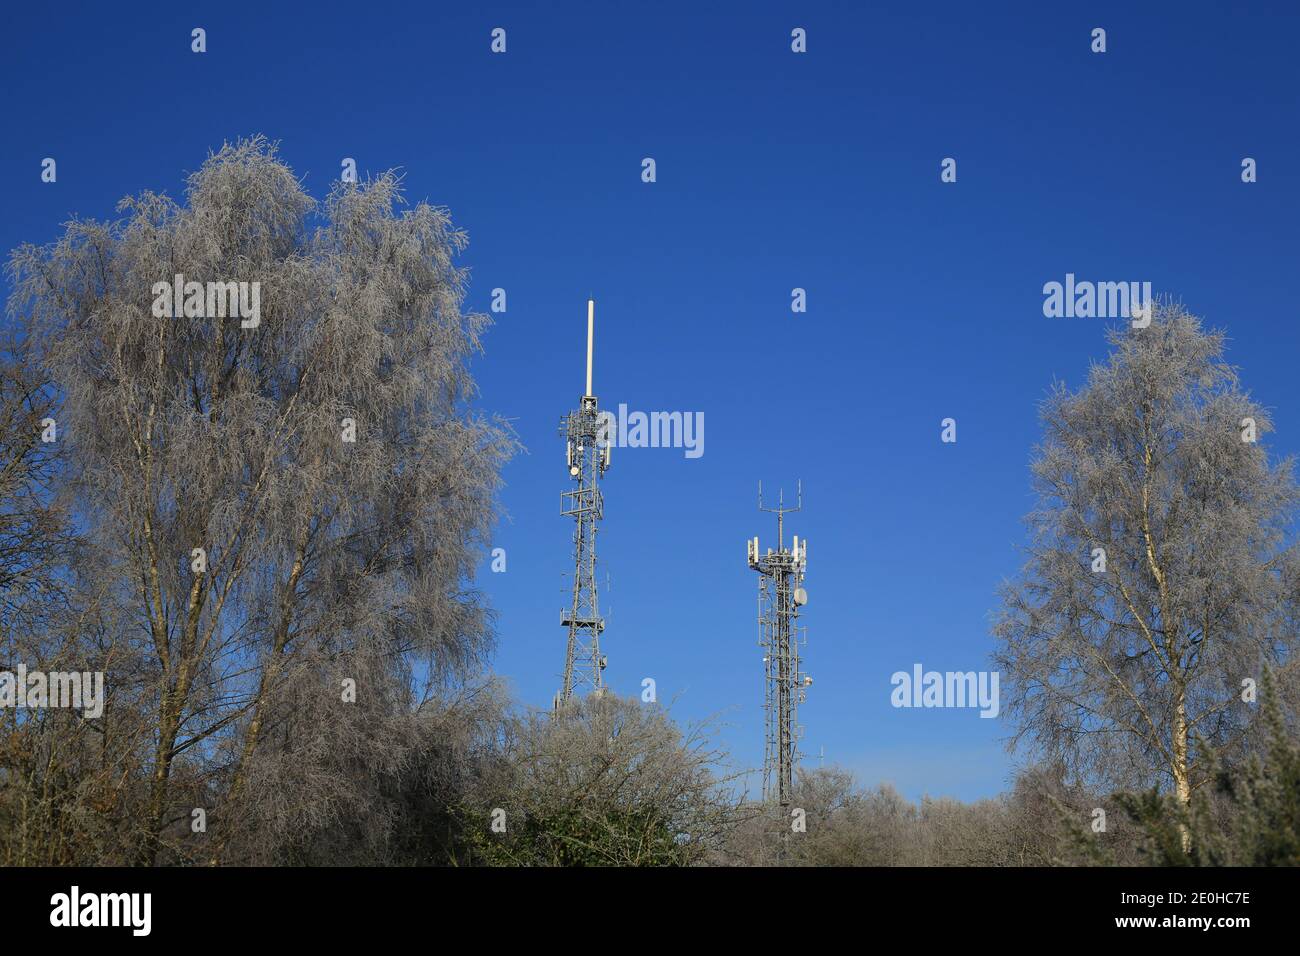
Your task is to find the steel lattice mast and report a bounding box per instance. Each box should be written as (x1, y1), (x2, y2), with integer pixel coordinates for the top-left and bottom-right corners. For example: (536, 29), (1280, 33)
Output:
(556, 299), (611, 707)
(746, 481), (811, 807)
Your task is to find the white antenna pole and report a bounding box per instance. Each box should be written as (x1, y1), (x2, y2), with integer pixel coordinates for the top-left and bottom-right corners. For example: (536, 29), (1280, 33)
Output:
(585, 298), (595, 397)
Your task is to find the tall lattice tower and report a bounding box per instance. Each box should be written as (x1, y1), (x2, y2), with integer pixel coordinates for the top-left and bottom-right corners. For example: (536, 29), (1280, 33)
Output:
(746, 481), (811, 807)
(555, 299), (612, 708)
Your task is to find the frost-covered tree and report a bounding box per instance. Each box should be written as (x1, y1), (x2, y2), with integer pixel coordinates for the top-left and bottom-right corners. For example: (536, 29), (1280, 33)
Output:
(994, 303), (1300, 847)
(7, 137), (515, 863)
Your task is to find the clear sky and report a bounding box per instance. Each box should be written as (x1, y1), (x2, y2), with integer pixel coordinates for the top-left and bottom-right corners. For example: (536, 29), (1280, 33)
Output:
(3, 1), (1299, 801)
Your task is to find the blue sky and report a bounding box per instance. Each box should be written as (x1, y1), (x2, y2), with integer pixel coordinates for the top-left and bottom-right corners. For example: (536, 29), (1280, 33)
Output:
(3, 1), (1299, 801)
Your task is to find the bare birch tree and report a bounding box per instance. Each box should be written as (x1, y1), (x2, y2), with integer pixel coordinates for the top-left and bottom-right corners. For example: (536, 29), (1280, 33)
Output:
(994, 303), (1300, 845)
(7, 136), (515, 864)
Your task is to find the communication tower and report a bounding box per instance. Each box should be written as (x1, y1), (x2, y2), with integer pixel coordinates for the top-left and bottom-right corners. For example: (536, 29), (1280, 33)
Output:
(555, 299), (612, 707)
(746, 481), (811, 806)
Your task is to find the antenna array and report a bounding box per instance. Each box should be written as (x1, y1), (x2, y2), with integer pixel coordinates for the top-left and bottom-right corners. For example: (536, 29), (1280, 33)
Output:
(747, 481), (811, 807)
(555, 300), (612, 707)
